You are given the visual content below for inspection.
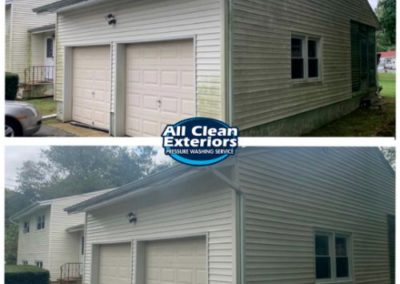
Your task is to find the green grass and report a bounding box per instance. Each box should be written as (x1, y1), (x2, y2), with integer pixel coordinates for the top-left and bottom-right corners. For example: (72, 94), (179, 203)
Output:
(306, 74), (396, 137)
(379, 72), (396, 97)
(22, 98), (57, 116)
(5, 265), (46, 273)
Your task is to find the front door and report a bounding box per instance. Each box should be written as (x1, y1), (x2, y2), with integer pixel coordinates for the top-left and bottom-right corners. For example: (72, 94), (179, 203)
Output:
(44, 37), (54, 80)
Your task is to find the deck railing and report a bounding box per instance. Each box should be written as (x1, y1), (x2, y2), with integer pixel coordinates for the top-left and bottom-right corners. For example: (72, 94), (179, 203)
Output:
(24, 66), (54, 84)
(59, 263), (82, 284)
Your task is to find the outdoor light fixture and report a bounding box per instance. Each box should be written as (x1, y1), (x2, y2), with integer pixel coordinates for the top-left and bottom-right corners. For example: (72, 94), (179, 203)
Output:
(105, 14), (117, 26)
(127, 212), (137, 224)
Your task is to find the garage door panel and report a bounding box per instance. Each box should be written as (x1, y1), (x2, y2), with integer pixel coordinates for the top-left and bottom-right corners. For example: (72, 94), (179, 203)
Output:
(98, 243), (131, 284)
(145, 237), (206, 284)
(125, 39), (195, 137)
(72, 46), (110, 130)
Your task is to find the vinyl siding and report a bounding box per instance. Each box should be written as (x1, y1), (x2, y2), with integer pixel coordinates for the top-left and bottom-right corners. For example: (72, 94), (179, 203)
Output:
(47, 197), (88, 281)
(56, 0), (224, 120)
(16, 190), (111, 281)
(5, 5), (12, 70)
(84, 175), (235, 284)
(238, 148), (395, 284)
(17, 207), (51, 268)
(232, 0), (379, 129)
(6, 0), (55, 82)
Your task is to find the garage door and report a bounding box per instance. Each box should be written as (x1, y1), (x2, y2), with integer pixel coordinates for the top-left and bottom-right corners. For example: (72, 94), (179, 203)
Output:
(145, 237), (206, 284)
(98, 243), (131, 284)
(125, 39), (195, 136)
(72, 46), (111, 130)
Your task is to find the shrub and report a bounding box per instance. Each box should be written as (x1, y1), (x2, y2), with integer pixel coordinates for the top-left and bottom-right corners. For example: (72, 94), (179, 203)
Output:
(5, 72), (19, 101)
(5, 265), (49, 284)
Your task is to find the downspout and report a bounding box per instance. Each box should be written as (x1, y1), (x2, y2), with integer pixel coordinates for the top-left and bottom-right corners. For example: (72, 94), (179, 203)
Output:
(211, 166), (244, 284)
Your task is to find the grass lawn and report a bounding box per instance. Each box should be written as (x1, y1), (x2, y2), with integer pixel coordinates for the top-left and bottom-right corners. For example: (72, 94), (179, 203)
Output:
(22, 97), (57, 116)
(306, 73), (396, 137)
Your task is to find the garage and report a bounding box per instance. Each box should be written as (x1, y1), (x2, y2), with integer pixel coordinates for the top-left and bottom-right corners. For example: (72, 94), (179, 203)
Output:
(98, 243), (132, 284)
(144, 237), (207, 284)
(125, 39), (195, 136)
(72, 46), (111, 131)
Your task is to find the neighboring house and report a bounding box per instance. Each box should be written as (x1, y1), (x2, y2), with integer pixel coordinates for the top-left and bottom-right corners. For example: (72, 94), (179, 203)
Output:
(5, 0), (56, 98)
(378, 50), (396, 72)
(10, 189), (113, 282)
(65, 148), (395, 284)
(32, 0), (379, 136)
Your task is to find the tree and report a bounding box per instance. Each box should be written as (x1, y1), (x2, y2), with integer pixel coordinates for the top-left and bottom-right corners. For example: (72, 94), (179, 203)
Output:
(15, 146), (166, 201)
(380, 147), (396, 170)
(376, 0), (396, 51)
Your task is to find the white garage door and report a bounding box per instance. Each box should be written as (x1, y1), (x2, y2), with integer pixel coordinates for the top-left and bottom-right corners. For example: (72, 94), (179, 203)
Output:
(98, 243), (131, 284)
(72, 46), (111, 130)
(145, 237), (206, 284)
(125, 39), (195, 137)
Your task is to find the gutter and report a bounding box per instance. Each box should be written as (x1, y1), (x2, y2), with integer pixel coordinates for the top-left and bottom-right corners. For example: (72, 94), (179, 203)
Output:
(227, 0), (234, 125)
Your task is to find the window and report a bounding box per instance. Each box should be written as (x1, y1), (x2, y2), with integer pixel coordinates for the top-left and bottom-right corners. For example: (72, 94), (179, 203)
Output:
(23, 221), (30, 233)
(315, 232), (351, 281)
(37, 215), (45, 230)
(351, 21), (376, 92)
(291, 35), (321, 80)
(46, 38), (54, 58)
(22, 260), (28, 265)
(35, 261), (43, 269)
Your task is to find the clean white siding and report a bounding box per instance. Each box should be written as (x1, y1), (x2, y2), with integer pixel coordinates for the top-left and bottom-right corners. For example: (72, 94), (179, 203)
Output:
(17, 207), (51, 268)
(6, 0), (56, 81)
(238, 148), (395, 284)
(84, 176), (235, 284)
(232, 0), (379, 129)
(46, 190), (113, 280)
(56, 0), (224, 120)
(5, 5), (12, 70)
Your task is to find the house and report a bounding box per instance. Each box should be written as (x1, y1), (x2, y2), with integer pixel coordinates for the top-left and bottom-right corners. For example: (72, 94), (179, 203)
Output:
(5, 0), (56, 98)
(10, 189), (113, 282)
(65, 148), (395, 284)
(378, 50), (396, 72)
(33, 0), (379, 136)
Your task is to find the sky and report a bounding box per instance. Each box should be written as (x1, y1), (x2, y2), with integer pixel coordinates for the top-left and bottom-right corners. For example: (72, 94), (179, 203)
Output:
(5, 146), (167, 190)
(369, 0), (378, 10)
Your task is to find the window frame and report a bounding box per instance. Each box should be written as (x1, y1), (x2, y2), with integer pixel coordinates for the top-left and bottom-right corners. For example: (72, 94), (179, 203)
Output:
(315, 231), (352, 284)
(46, 37), (54, 59)
(37, 215), (45, 230)
(291, 33), (322, 82)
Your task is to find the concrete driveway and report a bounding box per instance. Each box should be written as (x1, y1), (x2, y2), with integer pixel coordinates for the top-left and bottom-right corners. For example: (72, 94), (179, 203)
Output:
(34, 122), (109, 137)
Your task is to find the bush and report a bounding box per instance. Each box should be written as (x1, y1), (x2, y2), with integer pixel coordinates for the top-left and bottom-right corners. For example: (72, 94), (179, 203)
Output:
(5, 72), (19, 101)
(5, 265), (49, 284)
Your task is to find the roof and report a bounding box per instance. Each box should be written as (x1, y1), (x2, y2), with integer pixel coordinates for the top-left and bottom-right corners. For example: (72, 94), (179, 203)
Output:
(379, 51), (396, 58)
(66, 224), (84, 233)
(33, 0), (89, 13)
(10, 188), (115, 222)
(28, 24), (56, 34)
(65, 164), (205, 213)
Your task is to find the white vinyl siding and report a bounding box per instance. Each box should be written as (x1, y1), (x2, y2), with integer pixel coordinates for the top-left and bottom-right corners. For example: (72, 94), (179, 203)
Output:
(17, 208), (51, 270)
(6, 0), (56, 81)
(232, 0), (379, 130)
(238, 148), (395, 284)
(56, 0), (224, 122)
(83, 177), (235, 284)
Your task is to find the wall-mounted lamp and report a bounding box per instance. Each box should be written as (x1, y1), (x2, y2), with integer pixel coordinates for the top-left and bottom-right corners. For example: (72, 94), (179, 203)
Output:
(127, 212), (137, 224)
(105, 14), (117, 26)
